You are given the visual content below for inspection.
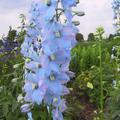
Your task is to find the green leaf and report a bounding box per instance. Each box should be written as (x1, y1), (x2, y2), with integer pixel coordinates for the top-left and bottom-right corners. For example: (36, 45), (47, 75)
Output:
(87, 82), (93, 89)
(12, 100), (18, 112)
(3, 103), (8, 116)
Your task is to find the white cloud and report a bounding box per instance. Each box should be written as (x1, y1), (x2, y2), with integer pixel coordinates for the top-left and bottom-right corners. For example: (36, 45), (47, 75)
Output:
(0, 0), (114, 39)
(0, 0), (31, 9)
(0, 9), (28, 37)
(77, 0), (114, 38)
(0, 0), (31, 37)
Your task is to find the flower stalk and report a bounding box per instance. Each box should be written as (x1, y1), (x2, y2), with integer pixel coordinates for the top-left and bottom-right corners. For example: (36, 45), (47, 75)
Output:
(20, 0), (84, 120)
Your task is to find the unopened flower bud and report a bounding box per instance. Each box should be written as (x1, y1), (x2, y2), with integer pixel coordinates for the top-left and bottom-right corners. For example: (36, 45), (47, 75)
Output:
(11, 78), (19, 83)
(73, 11), (85, 16)
(13, 64), (20, 69)
(76, 0), (79, 4)
(21, 104), (31, 113)
(72, 21), (80, 26)
(17, 94), (24, 103)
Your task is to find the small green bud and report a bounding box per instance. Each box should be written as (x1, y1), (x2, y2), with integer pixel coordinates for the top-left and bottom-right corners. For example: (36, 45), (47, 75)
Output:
(26, 58), (31, 63)
(69, 88), (73, 91)
(73, 11), (85, 16)
(17, 94), (24, 103)
(76, 0), (79, 4)
(11, 78), (19, 83)
(13, 64), (20, 69)
(72, 21), (80, 26)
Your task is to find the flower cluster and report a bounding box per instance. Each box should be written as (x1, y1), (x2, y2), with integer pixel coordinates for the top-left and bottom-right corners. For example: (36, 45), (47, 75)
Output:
(21, 0), (82, 120)
(0, 36), (19, 62)
(0, 37), (19, 52)
(112, 0), (120, 34)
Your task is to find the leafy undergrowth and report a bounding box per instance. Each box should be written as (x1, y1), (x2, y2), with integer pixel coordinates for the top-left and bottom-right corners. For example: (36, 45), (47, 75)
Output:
(0, 27), (120, 120)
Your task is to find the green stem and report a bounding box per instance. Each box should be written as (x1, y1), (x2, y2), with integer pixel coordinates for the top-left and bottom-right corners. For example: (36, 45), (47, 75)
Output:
(46, 105), (52, 120)
(115, 49), (119, 88)
(99, 36), (103, 120)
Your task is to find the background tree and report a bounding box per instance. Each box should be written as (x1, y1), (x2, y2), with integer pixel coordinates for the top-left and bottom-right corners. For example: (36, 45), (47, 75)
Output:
(108, 34), (114, 41)
(76, 33), (84, 42)
(87, 33), (95, 41)
(7, 26), (17, 41)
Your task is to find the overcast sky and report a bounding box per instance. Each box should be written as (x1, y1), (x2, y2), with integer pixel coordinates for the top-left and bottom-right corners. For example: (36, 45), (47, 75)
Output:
(0, 0), (114, 38)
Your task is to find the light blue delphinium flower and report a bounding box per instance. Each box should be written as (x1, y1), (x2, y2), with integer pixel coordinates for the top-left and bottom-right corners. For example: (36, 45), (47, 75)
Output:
(41, 40), (59, 56)
(21, 104), (32, 113)
(112, 0), (120, 9)
(41, 22), (78, 50)
(31, 88), (46, 105)
(21, 27), (40, 58)
(37, 70), (70, 96)
(21, 0), (82, 119)
(23, 80), (47, 104)
(24, 68), (46, 83)
(52, 108), (64, 120)
(25, 60), (41, 72)
(21, 105), (33, 120)
(61, 0), (76, 22)
(52, 97), (67, 120)
(112, 0), (120, 34)
(29, 0), (58, 30)
(57, 24), (78, 49)
(61, 0), (76, 8)
(41, 21), (62, 41)
(40, 50), (70, 68)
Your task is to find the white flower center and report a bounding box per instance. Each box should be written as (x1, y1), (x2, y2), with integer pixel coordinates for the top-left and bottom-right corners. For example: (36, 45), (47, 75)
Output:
(50, 74), (55, 81)
(32, 83), (36, 89)
(50, 54), (56, 61)
(55, 31), (61, 38)
(53, 97), (58, 103)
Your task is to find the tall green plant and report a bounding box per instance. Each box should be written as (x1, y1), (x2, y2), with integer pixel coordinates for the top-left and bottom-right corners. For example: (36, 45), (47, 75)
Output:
(95, 27), (105, 119)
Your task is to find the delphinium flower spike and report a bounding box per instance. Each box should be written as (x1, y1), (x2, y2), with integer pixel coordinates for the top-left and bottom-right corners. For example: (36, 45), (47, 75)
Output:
(21, 0), (83, 120)
(112, 0), (120, 34)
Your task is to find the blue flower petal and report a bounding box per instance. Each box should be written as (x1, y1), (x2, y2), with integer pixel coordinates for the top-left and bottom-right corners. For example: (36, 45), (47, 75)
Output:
(32, 88), (46, 105)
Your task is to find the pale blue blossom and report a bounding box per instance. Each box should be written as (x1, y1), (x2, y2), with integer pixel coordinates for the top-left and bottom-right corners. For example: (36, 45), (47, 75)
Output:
(21, 0), (81, 120)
